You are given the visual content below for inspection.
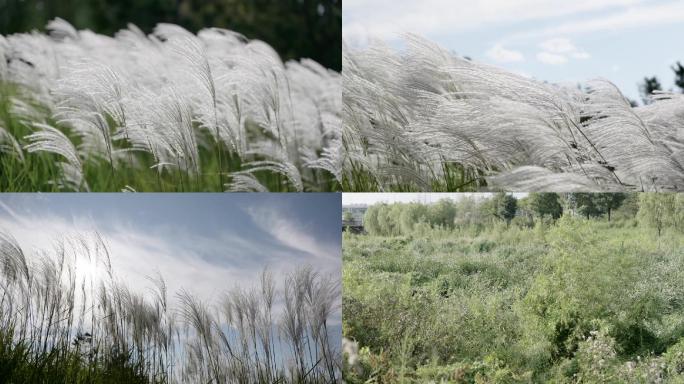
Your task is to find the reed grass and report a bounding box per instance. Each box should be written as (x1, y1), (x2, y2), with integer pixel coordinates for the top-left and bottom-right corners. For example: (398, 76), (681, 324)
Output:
(343, 35), (684, 192)
(0, 18), (341, 192)
(0, 230), (340, 383)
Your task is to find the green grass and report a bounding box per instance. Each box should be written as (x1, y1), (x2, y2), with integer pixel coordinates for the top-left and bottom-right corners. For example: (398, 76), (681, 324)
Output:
(341, 155), (485, 192)
(0, 329), (152, 384)
(342, 217), (684, 383)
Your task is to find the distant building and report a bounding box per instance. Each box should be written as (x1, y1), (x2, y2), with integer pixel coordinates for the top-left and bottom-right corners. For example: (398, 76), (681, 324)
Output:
(342, 204), (366, 232)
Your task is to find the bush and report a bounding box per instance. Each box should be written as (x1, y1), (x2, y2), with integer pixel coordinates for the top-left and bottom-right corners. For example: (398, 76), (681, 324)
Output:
(343, 212), (684, 382)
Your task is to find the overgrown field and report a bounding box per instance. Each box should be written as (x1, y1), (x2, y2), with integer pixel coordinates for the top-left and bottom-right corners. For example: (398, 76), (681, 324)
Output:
(343, 200), (684, 382)
(342, 35), (684, 192)
(0, 231), (340, 383)
(0, 19), (340, 191)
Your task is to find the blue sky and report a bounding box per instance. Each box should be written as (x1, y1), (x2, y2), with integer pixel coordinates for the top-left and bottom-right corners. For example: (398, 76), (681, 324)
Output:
(343, 0), (683, 102)
(0, 193), (341, 324)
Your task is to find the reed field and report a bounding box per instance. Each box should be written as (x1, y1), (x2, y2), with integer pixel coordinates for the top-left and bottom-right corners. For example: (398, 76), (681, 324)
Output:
(343, 193), (684, 383)
(0, 230), (340, 383)
(0, 18), (341, 192)
(342, 36), (684, 192)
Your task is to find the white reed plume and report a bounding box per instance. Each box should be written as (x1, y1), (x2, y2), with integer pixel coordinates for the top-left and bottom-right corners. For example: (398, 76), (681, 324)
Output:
(343, 35), (684, 191)
(1, 18), (340, 191)
(24, 123), (86, 189)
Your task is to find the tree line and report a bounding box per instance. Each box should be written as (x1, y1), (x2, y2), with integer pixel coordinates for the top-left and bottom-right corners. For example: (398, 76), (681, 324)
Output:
(639, 62), (684, 105)
(0, 0), (341, 71)
(363, 193), (684, 236)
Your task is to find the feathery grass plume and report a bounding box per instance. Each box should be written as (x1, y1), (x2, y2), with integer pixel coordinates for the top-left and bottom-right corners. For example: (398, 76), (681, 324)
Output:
(169, 35), (224, 188)
(0, 36), (8, 82)
(0, 123), (24, 161)
(24, 123), (86, 190)
(302, 136), (343, 184)
(0, 18), (340, 191)
(46, 17), (79, 41)
(226, 172), (269, 192)
(0, 231), (29, 284)
(280, 266), (341, 382)
(343, 34), (684, 191)
(0, 228), (339, 383)
(52, 60), (121, 169)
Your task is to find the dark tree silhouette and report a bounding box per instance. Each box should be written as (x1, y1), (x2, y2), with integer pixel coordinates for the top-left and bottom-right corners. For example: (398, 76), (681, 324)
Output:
(673, 62), (684, 93)
(639, 76), (662, 105)
(529, 193), (563, 220)
(0, 0), (341, 70)
(487, 192), (518, 225)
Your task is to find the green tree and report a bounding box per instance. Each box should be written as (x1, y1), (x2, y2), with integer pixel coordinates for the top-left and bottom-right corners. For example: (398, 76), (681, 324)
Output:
(528, 193), (562, 220)
(639, 76), (662, 105)
(486, 193), (517, 225)
(612, 193), (639, 220)
(399, 203), (428, 235)
(453, 196), (487, 229)
(363, 204), (382, 236)
(427, 199), (457, 229)
(638, 193), (675, 236)
(675, 194), (684, 232)
(377, 204), (398, 236)
(0, 0), (341, 70)
(566, 193), (602, 219)
(673, 61), (684, 93)
(593, 193), (627, 222)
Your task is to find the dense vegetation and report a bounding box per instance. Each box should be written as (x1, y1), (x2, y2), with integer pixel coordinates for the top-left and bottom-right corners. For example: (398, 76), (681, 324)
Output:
(343, 193), (684, 383)
(0, 231), (340, 383)
(0, 19), (340, 191)
(342, 35), (684, 192)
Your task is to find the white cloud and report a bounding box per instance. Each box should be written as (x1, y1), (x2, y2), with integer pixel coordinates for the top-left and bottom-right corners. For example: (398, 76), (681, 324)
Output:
(536, 37), (589, 65)
(486, 44), (524, 63)
(537, 52), (568, 65)
(343, 0), (644, 42)
(0, 200), (342, 327)
(513, 1), (684, 40)
(572, 51), (591, 59)
(246, 205), (340, 264)
(0, 215), (245, 304)
(539, 37), (577, 54)
(0, 209), (339, 312)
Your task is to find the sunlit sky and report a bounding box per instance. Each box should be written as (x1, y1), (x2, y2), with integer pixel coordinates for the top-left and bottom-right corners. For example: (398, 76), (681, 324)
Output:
(0, 193), (341, 325)
(344, 0), (683, 103)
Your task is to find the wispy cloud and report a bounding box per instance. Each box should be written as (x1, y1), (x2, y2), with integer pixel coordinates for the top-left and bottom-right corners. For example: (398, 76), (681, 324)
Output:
(0, 198), (340, 314)
(536, 38), (590, 65)
(245, 203), (340, 264)
(487, 44), (525, 63)
(344, 0), (683, 103)
(537, 52), (568, 65)
(512, 1), (684, 40)
(0, 213), (244, 304)
(0, 200), (22, 221)
(343, 0), (645, 42)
